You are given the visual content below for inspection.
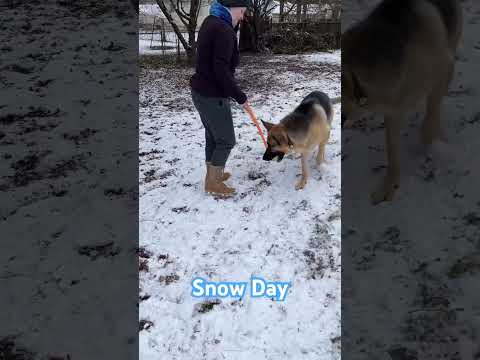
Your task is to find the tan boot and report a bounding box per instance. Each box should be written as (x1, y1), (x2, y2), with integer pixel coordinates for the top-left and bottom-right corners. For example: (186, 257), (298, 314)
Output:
(205, 165), (236, 197)
(206, 162), (231, 181)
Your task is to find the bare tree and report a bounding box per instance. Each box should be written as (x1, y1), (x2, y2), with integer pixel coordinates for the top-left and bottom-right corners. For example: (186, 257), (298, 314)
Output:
(329, 0), (341, 19)
(304, 1), (310, 21)
(279, 0), (297, 22)
(155, 0), (202, 63)
(296, 0), (301, 22)
(239, 0), (277, 52)
(318, 0), (341, 19)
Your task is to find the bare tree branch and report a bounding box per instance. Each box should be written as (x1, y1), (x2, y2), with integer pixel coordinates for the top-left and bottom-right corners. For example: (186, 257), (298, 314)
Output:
(284, 2), (296, 15)
(155, 0), (202, 62)
(169, 0), (189, 27)
(178, 0), (190, 19)
(155, 0), (189, 51)
(261, 0), (273, 15)
(264, 3), (277, 16)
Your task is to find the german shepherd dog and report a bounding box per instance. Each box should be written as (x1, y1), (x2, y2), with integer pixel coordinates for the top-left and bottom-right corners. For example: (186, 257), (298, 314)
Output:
(262, 91), (340, 190)
(342, 0), (463, 204)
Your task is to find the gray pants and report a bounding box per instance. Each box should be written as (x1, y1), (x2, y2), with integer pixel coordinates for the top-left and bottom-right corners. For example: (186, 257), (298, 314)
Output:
(191, 90), (236, 167)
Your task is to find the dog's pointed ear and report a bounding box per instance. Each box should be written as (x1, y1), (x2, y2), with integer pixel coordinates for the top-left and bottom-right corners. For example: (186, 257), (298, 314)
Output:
(261, 120), (274, 131)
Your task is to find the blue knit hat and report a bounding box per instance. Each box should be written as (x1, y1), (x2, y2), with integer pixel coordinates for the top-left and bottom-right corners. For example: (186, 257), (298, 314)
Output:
(218, 0), (252, 8)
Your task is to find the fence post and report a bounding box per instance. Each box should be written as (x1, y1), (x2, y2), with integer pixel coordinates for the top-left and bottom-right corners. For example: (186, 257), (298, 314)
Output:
(150, 16), (156, 49)
(160, 20), (165, 56)
(176, 36), (180, 62)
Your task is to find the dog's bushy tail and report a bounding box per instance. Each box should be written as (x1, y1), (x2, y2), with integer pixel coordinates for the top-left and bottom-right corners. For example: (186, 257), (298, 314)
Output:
(330, 96), (341, 105)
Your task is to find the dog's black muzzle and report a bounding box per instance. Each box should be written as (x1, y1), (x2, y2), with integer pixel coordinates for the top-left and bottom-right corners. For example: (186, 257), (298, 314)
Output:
(263, 146), (285, 162)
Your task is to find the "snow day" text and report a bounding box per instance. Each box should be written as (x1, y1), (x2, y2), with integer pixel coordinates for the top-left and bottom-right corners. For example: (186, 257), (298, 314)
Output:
(191, 277), (291, 301)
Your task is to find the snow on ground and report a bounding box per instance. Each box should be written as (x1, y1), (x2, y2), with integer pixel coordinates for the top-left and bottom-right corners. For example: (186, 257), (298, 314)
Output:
(303, 50), (341, 65)
(342, 0), (480, 358)
(139, 37), (181, 55)
(139, 32), (192, 56)
(1, 1), (137, 358)
(140, 3), (162, 16)
(139, 52), (341, 359)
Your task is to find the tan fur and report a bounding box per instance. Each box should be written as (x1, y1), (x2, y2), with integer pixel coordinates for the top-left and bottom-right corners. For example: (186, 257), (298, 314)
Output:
(342, 0), (463, 204)
(264, 106), (331, 190)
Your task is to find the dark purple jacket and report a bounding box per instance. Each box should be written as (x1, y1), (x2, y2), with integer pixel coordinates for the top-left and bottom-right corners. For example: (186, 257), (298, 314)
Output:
(190, 16), (247, 104)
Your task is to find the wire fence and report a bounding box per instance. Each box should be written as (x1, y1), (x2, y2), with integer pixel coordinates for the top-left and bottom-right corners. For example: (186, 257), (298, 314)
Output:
(139, 17), (197, 57)
(139, 15), (340, 57)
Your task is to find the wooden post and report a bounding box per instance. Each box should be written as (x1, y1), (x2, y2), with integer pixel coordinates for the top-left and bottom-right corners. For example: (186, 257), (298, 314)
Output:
(161, 21), (165, 56)
(177, 36), (180, 62)
(279, 0), (284, 23)
(296, 0), (302, 23)
(150, 16), (156, 49)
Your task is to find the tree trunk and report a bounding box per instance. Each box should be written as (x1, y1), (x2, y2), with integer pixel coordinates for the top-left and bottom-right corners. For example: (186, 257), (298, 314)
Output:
(279, 0), (284, 22)
(186, 0), (200, 64)
(187, 26), (197, 64)
(296, 0), (302, 23)
(155, 0), (200, 64)
(156, 0), (190, 51)
(239, 16), (256, 52)
(333, 5), (341, 19)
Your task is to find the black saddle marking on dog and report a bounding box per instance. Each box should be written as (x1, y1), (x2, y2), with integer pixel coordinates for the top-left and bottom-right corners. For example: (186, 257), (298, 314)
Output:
(346, 0), (458, 70)
(346, 0), (418, 68)
(284, 91), (332, 134)
(425, 0), (458, 36)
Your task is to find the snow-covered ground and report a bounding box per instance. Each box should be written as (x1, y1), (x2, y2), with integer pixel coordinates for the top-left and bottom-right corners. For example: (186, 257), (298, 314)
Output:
(139, 37), (181, 56)
(139, 52), (341, 359)
(342, 0), (480, 358)
(140, 3), (162, 16)
(1, 1), (138, 359)
(139, 32), (190, 56)
(303, 50), (341, 65)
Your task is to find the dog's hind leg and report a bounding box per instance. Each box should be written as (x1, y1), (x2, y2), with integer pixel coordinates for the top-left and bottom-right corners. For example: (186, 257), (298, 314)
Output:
(316, 142), (326, 167)
(422, 89), (443, 145)
(371, 115), (401, 204)
(422, 55), (453, 145)
(296, 153), (309, 190)
(316, 127), (330, 167)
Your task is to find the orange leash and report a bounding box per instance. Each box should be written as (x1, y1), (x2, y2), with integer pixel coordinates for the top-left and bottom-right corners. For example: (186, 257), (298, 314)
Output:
(244, 104), (267, 148)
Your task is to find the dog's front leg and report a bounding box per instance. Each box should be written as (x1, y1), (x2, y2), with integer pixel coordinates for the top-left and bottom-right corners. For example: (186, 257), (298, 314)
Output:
(371, 116), (401, 204)
(422, 55), (454, 144)
(316, 143), (325, 167)
(296, 153), (309, 190)
(316, 133), (329, 167)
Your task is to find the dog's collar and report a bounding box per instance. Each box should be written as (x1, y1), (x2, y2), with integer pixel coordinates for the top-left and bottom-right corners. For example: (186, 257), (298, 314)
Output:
(352, 72), (368, 107)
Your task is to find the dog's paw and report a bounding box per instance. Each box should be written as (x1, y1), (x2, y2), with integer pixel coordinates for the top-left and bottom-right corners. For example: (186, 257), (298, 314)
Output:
(421, 123), (441, 146)
(316, 159), (327, 169)
(342, 119), (355, 129)
(370, 178), (398, 204)
(295, 178), (307, 190)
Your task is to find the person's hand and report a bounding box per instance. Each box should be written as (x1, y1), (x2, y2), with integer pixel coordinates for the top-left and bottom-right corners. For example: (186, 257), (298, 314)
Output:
(241, 101), (250, 111)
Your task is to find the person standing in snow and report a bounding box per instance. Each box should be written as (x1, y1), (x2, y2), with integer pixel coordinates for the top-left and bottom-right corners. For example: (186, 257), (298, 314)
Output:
(190, 0), (251, 198)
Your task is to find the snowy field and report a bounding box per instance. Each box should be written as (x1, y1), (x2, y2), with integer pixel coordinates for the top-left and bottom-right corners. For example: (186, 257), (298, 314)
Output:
(139, 52), (341, 359)
(140, 3), (162, 16)
(139, 32), (190, 56)
(139, 37), (181, 56)
(1, 0), (138, 359)
(342, 0), (480, 358)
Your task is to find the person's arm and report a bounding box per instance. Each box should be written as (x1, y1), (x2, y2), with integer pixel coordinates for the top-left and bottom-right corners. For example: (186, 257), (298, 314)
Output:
(212, 30), (247, 105)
